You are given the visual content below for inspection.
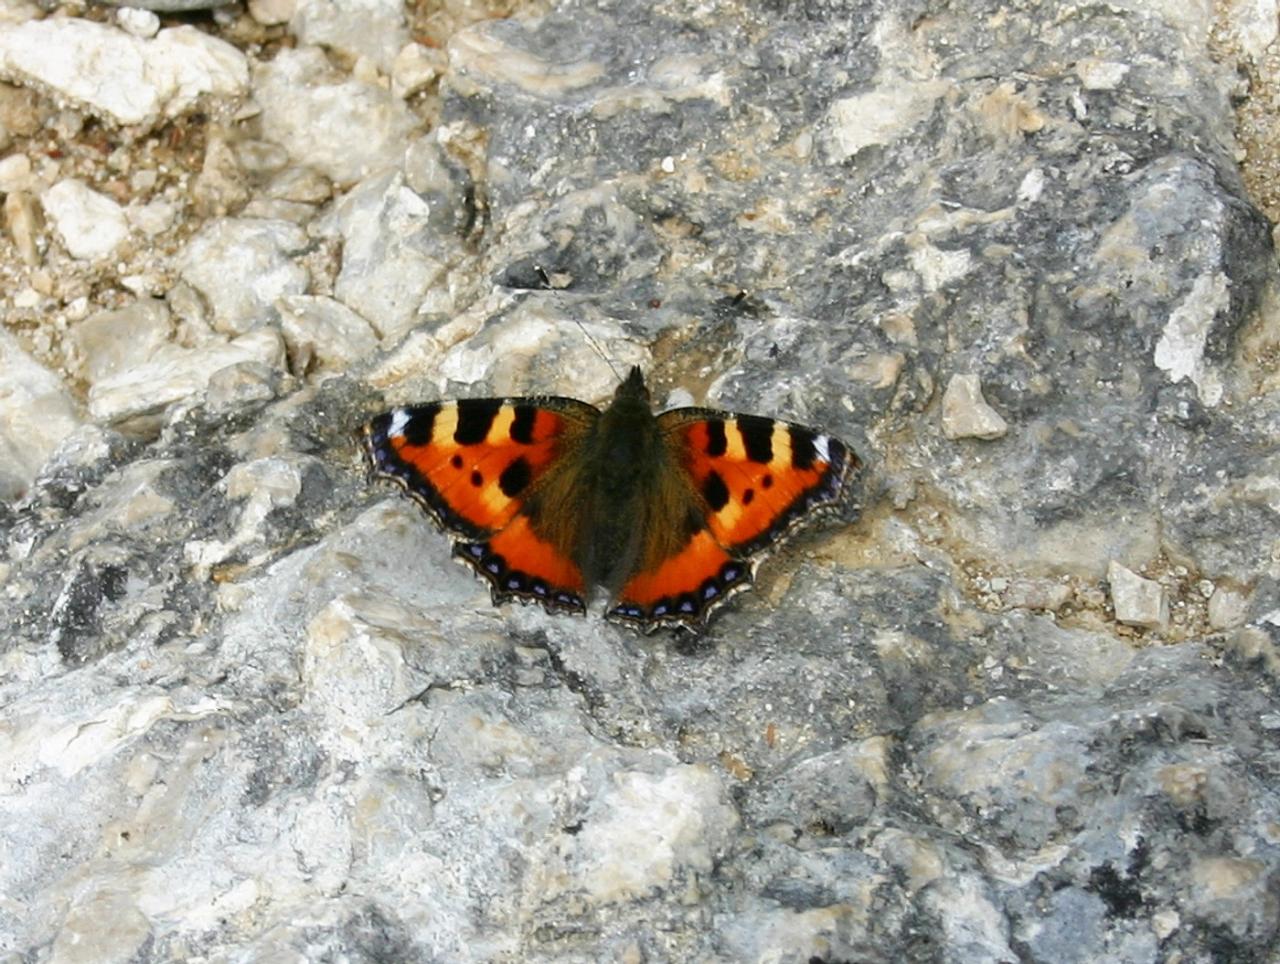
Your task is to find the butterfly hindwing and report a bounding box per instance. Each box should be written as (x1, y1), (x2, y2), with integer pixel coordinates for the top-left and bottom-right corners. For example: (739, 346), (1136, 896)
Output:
(607, 408), (859, 631)
(360, 395), (600, 614)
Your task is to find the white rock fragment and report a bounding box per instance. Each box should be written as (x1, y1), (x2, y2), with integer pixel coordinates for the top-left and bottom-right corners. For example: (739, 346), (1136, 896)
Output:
(1154, 272), (1229, 407)
(391, 42), (444, 99)
(1075, 59), (1129, 90)
(910, 241), (972, 292)
(0, 19), (249, 129)
(324, 170), (454, 341)
(1226, 0), (1279, 62)
(0, 152), (32, 193)
(573, 765), (739, 902)
(126, 196), (178, 236)
(1208, 585), (1249, 630)
(941, 374), (1009, 440)
(4, 190), (40, 265)
(249, 0), (297, 26)
(116, 7), (161, 39)
(252, 47), (419, 185)
(87, 328), (286, 424)
(42, 178), (130, 261)
(292, 0), (410, 73)
(1016, 167), (1045, 204)
(278, 294), (379, 371)
(0, 328), (83, 500)
(1107, 561), (1169, 630)
(1004, 578), (1073, 612)
(823, 81), (945, 162)
(178, 218), (310, 335)
(68, 299), (173, 385)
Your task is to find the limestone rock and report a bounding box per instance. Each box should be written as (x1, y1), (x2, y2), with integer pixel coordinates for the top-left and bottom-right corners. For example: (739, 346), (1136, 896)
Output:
(0, 19), (248, 129)
(1108, 561), (1170, 630)
(941, 373), (1009, 440)
(41, 179), (130, 261)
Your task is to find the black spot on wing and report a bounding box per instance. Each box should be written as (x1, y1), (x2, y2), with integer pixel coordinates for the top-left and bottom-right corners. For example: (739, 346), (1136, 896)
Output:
(454, 399), (502, 444)
(510, 404), (537, 444)
(789, 425), (818, 470)
(401, 404), (438, 446)
(702, 470), (729, 512)
(704, 419), (727, 457)
(499, 457), (532, 497)
(737, 415), (774, 463)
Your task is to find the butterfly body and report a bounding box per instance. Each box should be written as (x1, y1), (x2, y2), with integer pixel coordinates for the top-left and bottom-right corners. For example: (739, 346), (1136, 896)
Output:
(360, 367), (858, 632)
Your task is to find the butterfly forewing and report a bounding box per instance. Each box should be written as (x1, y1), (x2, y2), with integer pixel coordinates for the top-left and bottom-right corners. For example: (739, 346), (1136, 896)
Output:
(607, 407), (858, 631)
(361, 395), (600, 613)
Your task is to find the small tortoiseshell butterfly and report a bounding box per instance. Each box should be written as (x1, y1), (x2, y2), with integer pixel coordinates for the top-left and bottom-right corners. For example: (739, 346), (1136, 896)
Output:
(360, 367), (859, 632)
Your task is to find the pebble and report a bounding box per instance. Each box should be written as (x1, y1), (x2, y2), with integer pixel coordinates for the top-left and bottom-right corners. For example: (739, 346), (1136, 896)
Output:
(0, 19), (248, 129)
(87, 328), (286, 425)
(1207, 585), (1249, 630)
(0, 328), (83, 501)
(252, 47), (420, 185)
(68, 300), (173, 385)
(323, 170), (455, 340)
(277, 294), (379, 372)
(0, 152), (31, 193)
(1107, 561), (1170, 630)
(4, 190), (41, 265)
(178, 218), (310, 335)
(290, 0), (410, 73)
(116, 7), (161, 39)
(41, 179), (131, 262)
(391, 42), (445, 99)
(941, 373), (1009, 440)
(248, 0), (296, 26)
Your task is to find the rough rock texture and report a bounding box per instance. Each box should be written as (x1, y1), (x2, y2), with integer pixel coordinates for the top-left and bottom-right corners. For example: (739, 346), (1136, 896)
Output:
(3, 0), (1280, 961)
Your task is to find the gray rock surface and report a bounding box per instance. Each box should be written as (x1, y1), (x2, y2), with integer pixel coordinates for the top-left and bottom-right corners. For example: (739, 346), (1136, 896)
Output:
(2, 0), (1280, 961)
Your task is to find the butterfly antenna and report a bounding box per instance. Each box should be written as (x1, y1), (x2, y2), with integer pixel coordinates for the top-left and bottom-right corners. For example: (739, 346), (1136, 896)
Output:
(533, 262), (622, 382)
(572, 316), (622, 383)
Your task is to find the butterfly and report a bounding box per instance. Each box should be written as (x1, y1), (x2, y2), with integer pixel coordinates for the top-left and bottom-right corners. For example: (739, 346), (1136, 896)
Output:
(359, 366), (860, 632)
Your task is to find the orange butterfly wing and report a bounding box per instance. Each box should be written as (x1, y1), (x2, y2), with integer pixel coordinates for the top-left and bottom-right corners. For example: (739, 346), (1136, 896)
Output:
(608, 410), (859, 630)
(360, 396), (599, 614)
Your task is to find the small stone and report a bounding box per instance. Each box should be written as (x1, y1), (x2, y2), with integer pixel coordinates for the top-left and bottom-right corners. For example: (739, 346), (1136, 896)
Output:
(1075, 59), (1129, 91)
(1004, 578), (1073, 612)
(323, 170), (454, 340)
(391, 42), (444, 100)
(1107, 561), (1169, 630)
(263, 167), (332, 204)
(125, 197), (178, 236)
(116, 7), (161, 38)
(1207, 585), (1249, 630)
(277, 294), (379, 373)
(42, 179), (130, 261)
(4, 190), (41, 266)
(0, 83), (48, 139)
(68, 300), (173, 385)
(291, 0), (410, 73)
(234, 140), (292, 176)
(941, 374), (1009, 440)
(87, 328), (286, 426)
(252, 47), (420, 185)
(0, 152), (31, 193)
(204, 360), (279, 414)
(178, 218), (310, 335)
(0, 328), (83, 501)
(190, 132), (250, 216)
(248, 0), (296, 26)
(0, 20), (249, 130)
